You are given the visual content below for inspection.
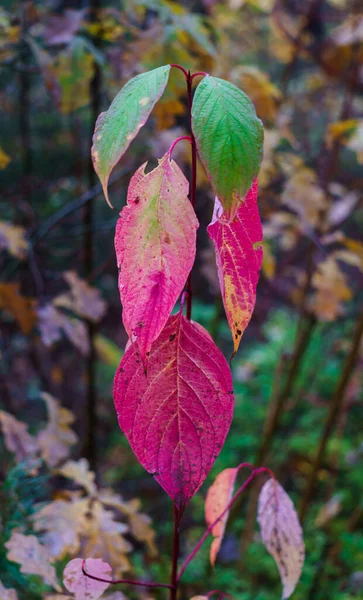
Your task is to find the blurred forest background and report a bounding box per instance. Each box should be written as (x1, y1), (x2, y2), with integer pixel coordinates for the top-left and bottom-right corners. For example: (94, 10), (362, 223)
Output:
(1, 0), (363, 598)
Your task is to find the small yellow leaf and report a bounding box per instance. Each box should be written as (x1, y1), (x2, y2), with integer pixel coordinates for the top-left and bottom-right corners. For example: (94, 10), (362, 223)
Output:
(37, 393), (78, 467)
(0, 146), (11, 169)
(0, 222), (27, 258)
(56, 458), (97, 496)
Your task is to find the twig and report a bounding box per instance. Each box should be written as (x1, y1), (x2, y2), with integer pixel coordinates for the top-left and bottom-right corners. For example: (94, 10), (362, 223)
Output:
(82, 560), (174, 590)
(299, 309), (363, 521)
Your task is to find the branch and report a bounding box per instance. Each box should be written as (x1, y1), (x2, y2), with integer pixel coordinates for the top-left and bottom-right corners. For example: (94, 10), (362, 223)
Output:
(82, 560), (174, 590)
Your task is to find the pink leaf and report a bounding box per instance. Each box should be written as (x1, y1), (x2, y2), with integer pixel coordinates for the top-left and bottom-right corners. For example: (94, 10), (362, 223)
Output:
(207, 180), (262, 356)
(257, 479), (305, 599)
(205, 467), (238, 566)
(115, 153), (198, 360)
(63, 558), (111, 600)
(114, 313), (234, 509)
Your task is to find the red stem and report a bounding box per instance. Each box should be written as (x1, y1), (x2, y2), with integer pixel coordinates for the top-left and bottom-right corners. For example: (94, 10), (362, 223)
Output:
(170, 506), (182, 600)
(186, 70), (198, 321)
(170, 63), (189, 79)
(191, 71), (208, 80)
(168, 135), (192, 158)
(177, 467), (273, 581)
(81, 560), (173, 590)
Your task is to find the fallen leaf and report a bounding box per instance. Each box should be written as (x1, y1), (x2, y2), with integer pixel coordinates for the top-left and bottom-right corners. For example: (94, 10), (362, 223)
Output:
(0, 283), (36, 334)
(311, 257), (352, 321)
(54, 271), (106, 323)
(315, 494), (342, 527)
(37, 393), (78, 467)
(32, 498), (89, 560)
(56, 459), (97, 496)
(82, 501), (131, 574)
(43, 9), (85, 45)
(257, 478), (305, 599)
(0, 147), (11, 170)
(0, 410), (38, 462)
(0, 222), (27, 258)
(5, 533), (61, 591)
(63, 558), (111, 600)
(37, 303), (90, 355)
(0, 579), (18, 600)
(205, 467), (238, 566)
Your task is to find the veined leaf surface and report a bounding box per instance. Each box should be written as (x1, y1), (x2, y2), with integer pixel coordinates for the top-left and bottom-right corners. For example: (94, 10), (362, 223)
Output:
(114, 313), (234, 509)
(192, 75), (263, 219)
(115, 153), (198, 360)
(205, 467), (238, 566)
(257, 479), (305, 599)
(63, 558), (111, 600)
(208, 180), (262, 356)
(92, 65), (171, 207)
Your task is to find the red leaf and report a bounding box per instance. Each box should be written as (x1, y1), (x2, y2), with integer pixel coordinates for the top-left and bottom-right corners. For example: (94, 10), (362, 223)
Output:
(115, 153), (198, 360)
(207, 180), (262, 356)
(114, 313), (234, 509)
(205, 467), (238, 566)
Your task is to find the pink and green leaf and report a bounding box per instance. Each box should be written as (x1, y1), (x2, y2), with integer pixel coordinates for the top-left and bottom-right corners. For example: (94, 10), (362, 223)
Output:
(207, 180), (262, 356)
(115, 153), (198, 360)
(113, 313), (234, 510)
(192, 75), (263, 220)
(92, 65), (171, 207)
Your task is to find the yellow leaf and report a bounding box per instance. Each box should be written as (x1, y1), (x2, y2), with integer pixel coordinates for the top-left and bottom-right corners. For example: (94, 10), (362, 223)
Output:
(0, 283), (36, 334)
(37, 393), (78, 467)
(56, 458), (97, 496)
(32, 497), (89, 560)
(0, 146), (11, 169)
(83, 500), (132, 576)
(260, 240), (275, 279)
(281, 166), (327, 228)
(5, 533), (61, 591)
(0, 221), (27, 258)
(326, 119), (359, 147)
(0, 410), (39, 463)
(234, 66), (282, 121)
(54, 271), (106, 322)
(311, 257), (352, 321)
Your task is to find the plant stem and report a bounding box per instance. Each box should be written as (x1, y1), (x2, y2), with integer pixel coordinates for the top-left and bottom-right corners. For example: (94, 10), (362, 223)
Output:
(186, 71), (197, 321)
(299, 309), (363, 521)
(168, 135), (192, 158)
(177, 467), (272, 581)
(170, 506), (181, 600)
(82, 561), (173, 590)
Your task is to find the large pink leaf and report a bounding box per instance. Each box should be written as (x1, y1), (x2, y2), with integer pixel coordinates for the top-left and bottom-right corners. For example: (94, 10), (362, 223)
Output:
(115, 153), (198, 360)
(207, 180), (262, 356)
(205, 467), (238, 566)
(257, 479), (305, 599)
(113, 313), (234, 509)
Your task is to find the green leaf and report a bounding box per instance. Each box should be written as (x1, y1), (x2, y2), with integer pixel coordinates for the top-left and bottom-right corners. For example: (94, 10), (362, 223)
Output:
(92, 65), (171, 207)
(192, 75), (264, 219)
